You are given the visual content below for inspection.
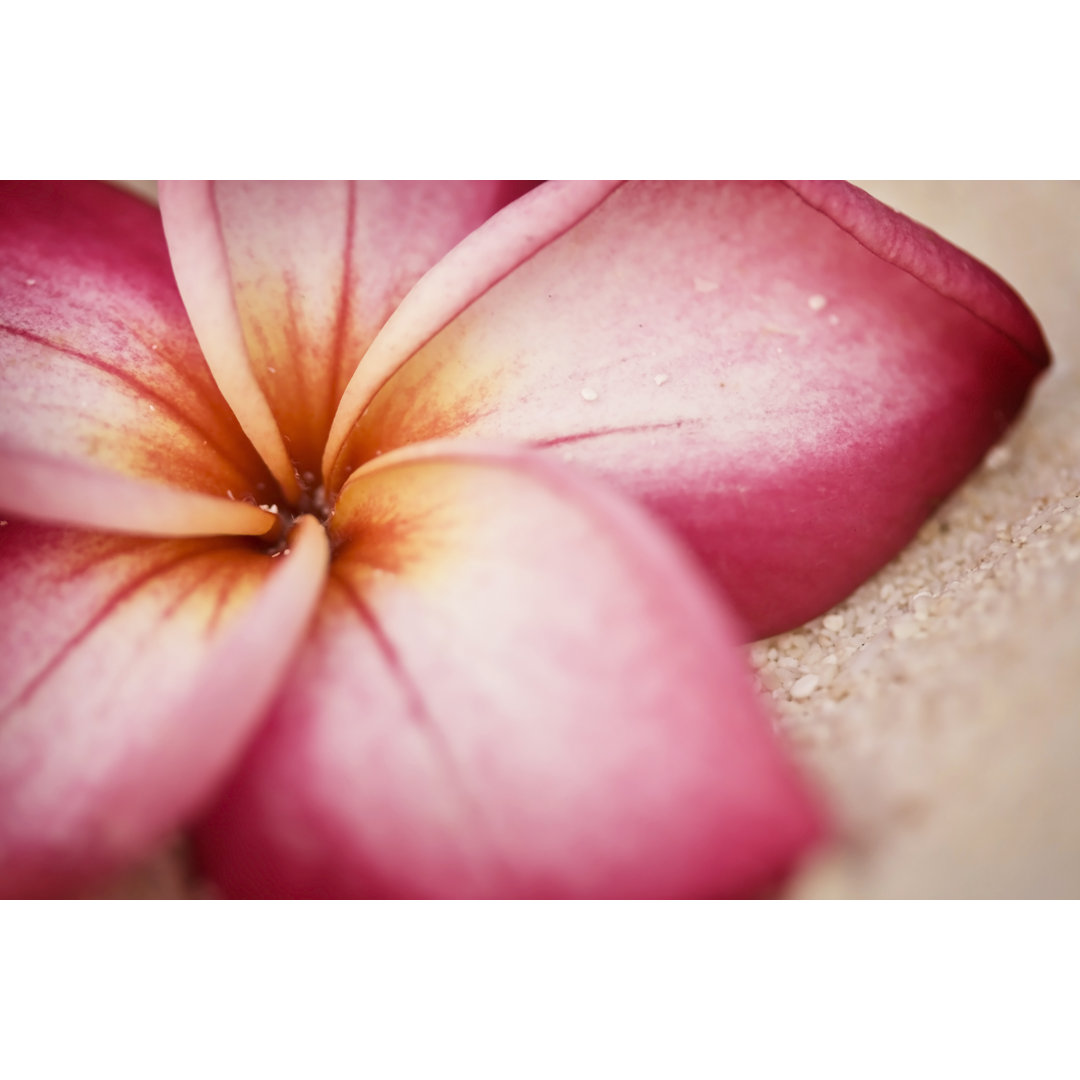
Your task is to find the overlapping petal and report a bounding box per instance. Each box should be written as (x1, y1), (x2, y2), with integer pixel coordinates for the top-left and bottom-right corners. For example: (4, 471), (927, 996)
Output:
(327, 181), (1049, 638)
(322, 181), (621, 475)
(195, 443), (823, 899)
(0, 182), (278, 536)
(11, 179), (1040, 899)
(0, 516), (328, 898)
(159, 181), (540, 490)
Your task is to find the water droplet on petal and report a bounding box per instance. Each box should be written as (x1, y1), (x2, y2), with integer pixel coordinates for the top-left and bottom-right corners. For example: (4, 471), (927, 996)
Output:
(808, 294), (828, 312)
(654, 373), (669, 386)
(580, 387), (599, 402)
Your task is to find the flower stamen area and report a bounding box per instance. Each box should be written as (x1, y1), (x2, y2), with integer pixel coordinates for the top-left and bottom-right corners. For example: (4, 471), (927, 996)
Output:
(256, 471), (332, 555)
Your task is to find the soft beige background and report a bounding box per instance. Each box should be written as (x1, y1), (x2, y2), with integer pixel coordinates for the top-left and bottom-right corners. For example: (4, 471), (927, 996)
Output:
(96, 182), (1080, 899)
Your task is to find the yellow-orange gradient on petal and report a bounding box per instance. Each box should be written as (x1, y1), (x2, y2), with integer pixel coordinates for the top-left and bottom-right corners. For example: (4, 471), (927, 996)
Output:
(198, 442), (823, 898)
(0, 515), (328, 897)
(160, 181), (546, 488)
(0, 183), (278, 513)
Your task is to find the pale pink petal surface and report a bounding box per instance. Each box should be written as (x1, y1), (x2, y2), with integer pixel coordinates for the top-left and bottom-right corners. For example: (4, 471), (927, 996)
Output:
(328, 181), (1049, 638)
(160, 181), (540, 488)
(196, 443), (823, 899)
(0, 516), (328, 898)
(0, 182), (278, 534)
(323, 181), (620, 476)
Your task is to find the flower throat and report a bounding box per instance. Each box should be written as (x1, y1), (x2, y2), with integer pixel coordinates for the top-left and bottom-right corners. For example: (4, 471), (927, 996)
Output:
(257, 467), (332, 555)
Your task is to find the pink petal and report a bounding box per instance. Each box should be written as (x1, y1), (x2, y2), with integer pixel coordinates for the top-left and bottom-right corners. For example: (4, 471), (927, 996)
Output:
(0, 442), (275, 538)
(0, 515), (328, 898)
(159, 181), (541, 490)
(328, 181), (1049, 638)
(195, 442), (823, 899)
(0, 182), (279, 530)
(322, 181), (621, 477)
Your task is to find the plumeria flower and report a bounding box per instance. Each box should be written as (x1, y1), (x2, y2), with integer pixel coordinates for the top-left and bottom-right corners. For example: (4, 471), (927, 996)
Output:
(0, 181), (1048, 898)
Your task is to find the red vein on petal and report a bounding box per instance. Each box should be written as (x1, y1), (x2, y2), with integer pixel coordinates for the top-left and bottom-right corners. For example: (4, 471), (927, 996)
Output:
(329, 564), (519, 888)
(106, 323), (225, 402)
(198, 568), (236, 638)
(2, 543), (237, 717)
(329, 571), (434, 730)
(153, 548), (248, 637)
(283, 277), (309, 405)
(43, 535), (148, 586)
(349, 398), (694, 468)
(0, 324), (242, 469)
(530, 419), (696, 449)
(328, 181), (358, 412)
(271, 279), (314, 469)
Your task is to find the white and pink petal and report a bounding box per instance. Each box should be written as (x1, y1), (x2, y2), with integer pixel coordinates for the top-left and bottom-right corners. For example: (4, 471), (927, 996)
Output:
(327, 181), (1049, 638)
(195, 442), (824, 899)
(0, 516), (328, 898)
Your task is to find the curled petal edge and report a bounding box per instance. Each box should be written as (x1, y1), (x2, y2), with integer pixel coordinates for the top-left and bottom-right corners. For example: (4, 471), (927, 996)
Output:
(785, 180), (1050, 369)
